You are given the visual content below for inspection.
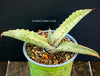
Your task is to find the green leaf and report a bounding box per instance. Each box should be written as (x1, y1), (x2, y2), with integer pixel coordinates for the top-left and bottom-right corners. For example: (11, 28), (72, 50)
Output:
(51, 41), (99, 58)
(48, 28), (54, 44)
(1, 29), (55, 50)
(52, 9), (92, 47)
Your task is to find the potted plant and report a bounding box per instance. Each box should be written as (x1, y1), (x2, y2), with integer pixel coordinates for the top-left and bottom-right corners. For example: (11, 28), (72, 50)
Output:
(1, 9), (99, 76)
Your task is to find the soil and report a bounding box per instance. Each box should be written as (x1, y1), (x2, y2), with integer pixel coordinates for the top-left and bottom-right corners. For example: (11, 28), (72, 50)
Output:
(26, 30), (75, 65)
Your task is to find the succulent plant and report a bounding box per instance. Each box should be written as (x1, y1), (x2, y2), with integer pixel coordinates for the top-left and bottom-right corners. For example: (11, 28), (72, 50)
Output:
(1, 9), (100, 58)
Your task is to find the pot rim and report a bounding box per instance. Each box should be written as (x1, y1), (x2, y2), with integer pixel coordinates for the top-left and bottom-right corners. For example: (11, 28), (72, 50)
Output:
(23, 30), (78, 67)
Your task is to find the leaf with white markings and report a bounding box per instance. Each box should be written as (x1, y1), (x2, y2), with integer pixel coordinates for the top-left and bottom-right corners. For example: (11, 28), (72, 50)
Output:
(1, 29), (55, 50)
(51, 41), (99, 58)
(52, 9), (92, 47)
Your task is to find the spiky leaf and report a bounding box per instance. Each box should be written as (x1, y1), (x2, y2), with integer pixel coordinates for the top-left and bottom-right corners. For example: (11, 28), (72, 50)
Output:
(1, 29), (55, 50)
(52, 9), (92, 47)
(51, 41), (99, 58)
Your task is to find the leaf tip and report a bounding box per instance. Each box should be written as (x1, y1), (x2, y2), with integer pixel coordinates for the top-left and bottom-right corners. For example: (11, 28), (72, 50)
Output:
(92, 8), (96, 11)
(98, 56), (100, 59)
(49, 26), (51, 29)
(94, 53), (100, 59)
(0, 33), (3, 41)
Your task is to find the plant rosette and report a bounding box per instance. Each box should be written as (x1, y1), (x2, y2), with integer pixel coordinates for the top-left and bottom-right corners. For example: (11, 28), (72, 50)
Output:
(1, 9), (100, 76)
(23, 30), (78, 76)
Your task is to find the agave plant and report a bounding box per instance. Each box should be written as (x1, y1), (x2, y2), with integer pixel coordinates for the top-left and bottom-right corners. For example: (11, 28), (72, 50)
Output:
(1, 9), (100, 58)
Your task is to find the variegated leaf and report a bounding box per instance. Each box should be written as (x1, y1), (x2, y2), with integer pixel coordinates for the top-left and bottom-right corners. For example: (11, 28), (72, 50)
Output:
(1, 29), (55, 50)
(52, 9), (92, 47)
(51, 41), (99, 58)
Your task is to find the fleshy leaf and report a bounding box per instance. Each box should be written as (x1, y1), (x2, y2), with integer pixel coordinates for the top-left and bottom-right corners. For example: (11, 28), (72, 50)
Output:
(52, 9), (92, 47)
(48, 28), (54, 44)
(51, 41), (99, 58)
(1, 29), (55, 50)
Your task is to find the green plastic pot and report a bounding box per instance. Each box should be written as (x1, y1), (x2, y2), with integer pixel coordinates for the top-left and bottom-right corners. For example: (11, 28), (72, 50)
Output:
(23, 30), (78, 76)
